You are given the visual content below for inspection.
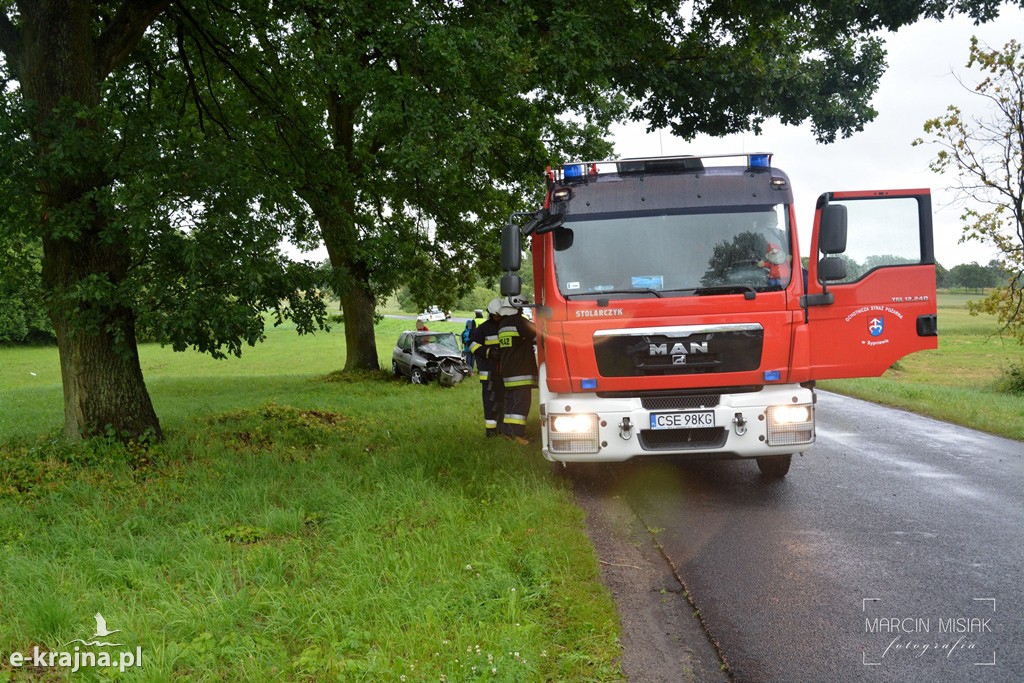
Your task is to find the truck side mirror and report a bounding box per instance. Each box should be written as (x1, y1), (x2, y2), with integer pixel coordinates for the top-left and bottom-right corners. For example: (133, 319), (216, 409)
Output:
(818, 256), (848, 282)
(553, 227), (574, 251)
(819, 204), (848, 255)
(500, 273), (521, 297)
(802, 203), (849, 308)
(501, 222), (521, 272)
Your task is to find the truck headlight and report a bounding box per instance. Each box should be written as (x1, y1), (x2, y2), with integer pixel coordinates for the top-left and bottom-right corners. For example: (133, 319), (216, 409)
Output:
(548, 413), (600, 454)
(552, 414), (594, 433)
(766, 404), (814, 446)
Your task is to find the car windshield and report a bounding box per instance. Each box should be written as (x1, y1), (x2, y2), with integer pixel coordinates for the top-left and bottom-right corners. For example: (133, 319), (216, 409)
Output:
(553, 205), (792, 298)
(415, 333), (459, 352)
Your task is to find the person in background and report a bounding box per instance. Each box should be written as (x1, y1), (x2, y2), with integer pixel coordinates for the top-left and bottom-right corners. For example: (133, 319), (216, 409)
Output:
(461, 318), (476, 373)
(469, 299), (504, 438)
(497, 298), (537, 445)
(416, 318), (429, 332)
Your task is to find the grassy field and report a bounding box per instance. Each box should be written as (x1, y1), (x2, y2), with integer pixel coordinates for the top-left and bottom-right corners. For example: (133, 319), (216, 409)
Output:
(0, 317), (622, 681)
(1, 294), (1020, 680)
(821, 292), (1024, 441)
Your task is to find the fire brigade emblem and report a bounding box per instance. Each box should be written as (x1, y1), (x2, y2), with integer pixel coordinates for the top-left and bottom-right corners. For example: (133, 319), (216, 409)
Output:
(868, 316), (884, 337)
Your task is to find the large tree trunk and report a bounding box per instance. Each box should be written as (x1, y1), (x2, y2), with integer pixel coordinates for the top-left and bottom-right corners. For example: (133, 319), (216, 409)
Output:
(42, 235), (162, 441)
(314, 92), (380, 371)
(16, 0), (164, 441)
(336, 258), (380, 372)
(309, 202), (380, 372)
(303, 78), (380, 373)
(49, 295), (162, 441)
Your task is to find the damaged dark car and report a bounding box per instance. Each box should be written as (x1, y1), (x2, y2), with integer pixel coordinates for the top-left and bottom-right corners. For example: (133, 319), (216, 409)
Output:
(392, 331), (470, 386)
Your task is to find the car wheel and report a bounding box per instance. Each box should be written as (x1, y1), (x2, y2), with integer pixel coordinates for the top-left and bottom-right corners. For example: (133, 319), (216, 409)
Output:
(756, 454), (792, 478)
(410, 367), (426, 384)
(392, 360), (402, 378)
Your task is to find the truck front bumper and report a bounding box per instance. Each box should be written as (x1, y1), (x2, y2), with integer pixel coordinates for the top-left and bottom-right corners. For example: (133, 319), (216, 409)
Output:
(540, 384), (815, 463)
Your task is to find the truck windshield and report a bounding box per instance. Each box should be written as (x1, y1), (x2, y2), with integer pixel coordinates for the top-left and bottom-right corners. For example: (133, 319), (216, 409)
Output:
(553, 205), (792, 298)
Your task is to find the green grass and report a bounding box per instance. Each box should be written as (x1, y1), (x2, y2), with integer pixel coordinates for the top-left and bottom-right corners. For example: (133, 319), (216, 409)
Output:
(2, 292), (1019, 679)
(0, 318), (622, 681)
(822, 291), (1024, 441)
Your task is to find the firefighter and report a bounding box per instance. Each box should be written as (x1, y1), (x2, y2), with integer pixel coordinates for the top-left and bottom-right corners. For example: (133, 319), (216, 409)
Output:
(470, 298), (504, 437)
(497, 298), (537, 445)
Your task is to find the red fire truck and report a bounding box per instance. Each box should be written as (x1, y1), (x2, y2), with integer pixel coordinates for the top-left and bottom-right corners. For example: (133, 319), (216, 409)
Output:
(500, 153), (938, 476)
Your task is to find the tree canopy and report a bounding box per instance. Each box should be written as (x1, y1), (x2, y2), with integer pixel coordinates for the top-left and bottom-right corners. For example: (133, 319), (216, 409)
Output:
(916, 36), (1024, 342)
(0, 1), (328, 440)
(2, 0), (1022, 441)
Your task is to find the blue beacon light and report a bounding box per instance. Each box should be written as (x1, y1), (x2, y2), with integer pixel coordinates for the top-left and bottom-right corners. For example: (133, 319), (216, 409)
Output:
(564, 164), (586, 178)
(748, 154), (771, 169)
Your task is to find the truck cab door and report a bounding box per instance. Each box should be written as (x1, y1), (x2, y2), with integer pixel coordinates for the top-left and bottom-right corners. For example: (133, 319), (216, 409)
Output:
(804, 189), (938, 380)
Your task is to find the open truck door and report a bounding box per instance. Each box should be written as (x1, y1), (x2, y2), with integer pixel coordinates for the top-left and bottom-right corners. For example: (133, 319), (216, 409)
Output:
(804, 190), (938, 380)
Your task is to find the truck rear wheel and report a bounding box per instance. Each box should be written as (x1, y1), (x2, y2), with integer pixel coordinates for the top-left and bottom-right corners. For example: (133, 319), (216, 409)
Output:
(756, 454), (792, 478)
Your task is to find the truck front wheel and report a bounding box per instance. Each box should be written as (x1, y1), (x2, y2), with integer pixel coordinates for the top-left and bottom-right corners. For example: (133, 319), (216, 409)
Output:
(756, 454), (792, 478)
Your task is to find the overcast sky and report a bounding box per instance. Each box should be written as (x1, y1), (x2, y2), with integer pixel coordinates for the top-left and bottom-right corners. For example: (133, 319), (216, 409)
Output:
(611, 3), (1024, 268)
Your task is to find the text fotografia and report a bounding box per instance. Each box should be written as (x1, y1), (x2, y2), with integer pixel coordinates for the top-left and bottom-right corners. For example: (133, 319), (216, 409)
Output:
(7, 646), (143, 673)
(873, 635), (977, 660)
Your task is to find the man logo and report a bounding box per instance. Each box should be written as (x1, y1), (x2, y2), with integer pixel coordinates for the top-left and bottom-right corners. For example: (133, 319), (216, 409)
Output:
(648, 341), (710, 356)
(649, 341), (710, 365)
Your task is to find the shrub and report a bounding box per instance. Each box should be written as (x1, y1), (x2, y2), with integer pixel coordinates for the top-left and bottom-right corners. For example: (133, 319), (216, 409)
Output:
(995, 363), (1024, 396)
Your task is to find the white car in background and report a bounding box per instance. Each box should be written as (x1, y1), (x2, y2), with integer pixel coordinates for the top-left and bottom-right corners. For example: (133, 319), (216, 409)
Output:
(417, 306), (450, 322)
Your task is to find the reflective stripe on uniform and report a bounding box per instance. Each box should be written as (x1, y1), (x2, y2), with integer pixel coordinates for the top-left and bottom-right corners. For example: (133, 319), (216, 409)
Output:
(478, 369), (490, 382)
(498, 326), (519, 347)
(503, 374), (536, 387)
(504, 413), (527, 426)
(469, 341), (483, 353)
(485, 418), (498, 428)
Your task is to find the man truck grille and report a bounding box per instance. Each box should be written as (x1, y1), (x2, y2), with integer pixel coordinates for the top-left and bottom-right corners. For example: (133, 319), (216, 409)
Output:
(593, 324), (763, 377)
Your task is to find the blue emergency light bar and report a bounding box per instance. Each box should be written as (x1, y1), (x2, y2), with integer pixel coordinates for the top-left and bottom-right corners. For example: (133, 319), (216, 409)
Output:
(554, 153), (773, 180)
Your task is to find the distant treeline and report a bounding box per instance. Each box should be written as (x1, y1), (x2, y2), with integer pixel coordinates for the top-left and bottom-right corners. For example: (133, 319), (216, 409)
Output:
(815, 255), (1006, 293)
(2, 256), (1007, 345)
(936, 260), (1008, 292)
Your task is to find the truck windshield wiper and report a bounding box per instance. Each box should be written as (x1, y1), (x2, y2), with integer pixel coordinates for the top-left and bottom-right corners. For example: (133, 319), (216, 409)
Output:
(565, 288), (663, 299)
(690, 284), (757, 300)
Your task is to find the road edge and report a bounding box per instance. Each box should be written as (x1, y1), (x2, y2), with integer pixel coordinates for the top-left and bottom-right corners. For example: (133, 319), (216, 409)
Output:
(572, 472), (730, 683)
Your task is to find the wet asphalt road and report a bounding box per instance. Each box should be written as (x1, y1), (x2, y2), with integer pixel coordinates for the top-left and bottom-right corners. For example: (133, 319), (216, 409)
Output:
(604, 391), (1023, 683)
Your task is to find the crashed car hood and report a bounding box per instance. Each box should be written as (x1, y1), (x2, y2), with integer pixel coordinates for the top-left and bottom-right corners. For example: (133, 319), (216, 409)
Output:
(418, 343), (462, 360)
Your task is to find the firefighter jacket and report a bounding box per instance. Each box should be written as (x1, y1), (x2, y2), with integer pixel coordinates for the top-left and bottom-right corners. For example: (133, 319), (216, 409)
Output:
(469, 317), (501, 382)
(498, 312), (537, 388)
